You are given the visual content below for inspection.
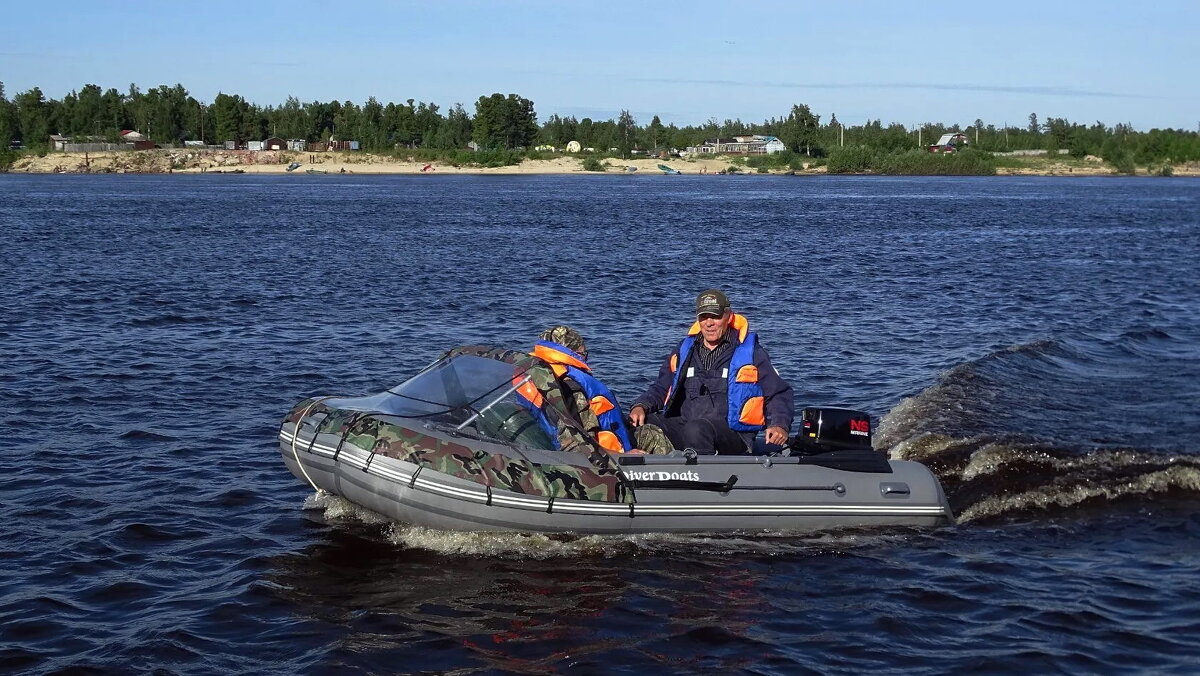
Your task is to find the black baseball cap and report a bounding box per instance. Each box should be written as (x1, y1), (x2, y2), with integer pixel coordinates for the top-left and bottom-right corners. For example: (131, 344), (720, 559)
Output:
(695, 289), (730, 317)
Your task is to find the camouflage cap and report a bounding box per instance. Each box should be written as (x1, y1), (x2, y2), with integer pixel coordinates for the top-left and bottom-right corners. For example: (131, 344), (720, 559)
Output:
(538, 325), (587, 357)
(695, 289), (731, 317)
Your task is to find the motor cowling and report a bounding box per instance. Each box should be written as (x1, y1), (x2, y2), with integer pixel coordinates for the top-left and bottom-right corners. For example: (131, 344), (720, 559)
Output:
(789, 407), (873, 454)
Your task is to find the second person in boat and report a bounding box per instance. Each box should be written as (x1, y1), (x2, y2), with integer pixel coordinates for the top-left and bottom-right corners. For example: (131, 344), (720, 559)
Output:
(524, 325), (674, 455)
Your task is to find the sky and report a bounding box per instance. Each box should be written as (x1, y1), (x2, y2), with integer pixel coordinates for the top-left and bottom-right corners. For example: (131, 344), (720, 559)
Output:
(2, 0), (1197, 131)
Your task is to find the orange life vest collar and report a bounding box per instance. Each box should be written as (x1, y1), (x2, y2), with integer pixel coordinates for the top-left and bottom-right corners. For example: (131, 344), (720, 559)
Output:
(687, 312), (750, 344)
(532, 342), (591, 373)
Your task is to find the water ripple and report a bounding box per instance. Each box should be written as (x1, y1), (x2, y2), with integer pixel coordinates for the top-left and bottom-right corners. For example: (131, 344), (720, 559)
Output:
(1, 174), (1198, 673)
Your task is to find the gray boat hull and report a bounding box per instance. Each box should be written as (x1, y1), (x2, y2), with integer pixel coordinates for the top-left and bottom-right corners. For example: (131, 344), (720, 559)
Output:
(279, 420), (953, 534)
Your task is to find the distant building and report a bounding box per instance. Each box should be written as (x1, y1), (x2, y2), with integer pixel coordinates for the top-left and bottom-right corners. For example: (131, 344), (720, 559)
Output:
(120, 130), (146, 142)
(263, 137), (286, 151)
(929, 133), (968, 153)
(287, 139), (306, 152)
(686, 135), (786, 155)
(56, 134), (132, 152)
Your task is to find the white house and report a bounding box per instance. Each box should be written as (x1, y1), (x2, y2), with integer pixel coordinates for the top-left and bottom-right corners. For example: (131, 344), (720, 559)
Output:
(686, 134), (786, 155)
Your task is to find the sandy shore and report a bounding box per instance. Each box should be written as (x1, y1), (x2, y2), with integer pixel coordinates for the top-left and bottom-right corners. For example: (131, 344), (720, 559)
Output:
(9, 150), (790, 176)
(8, 149), (1197, 176)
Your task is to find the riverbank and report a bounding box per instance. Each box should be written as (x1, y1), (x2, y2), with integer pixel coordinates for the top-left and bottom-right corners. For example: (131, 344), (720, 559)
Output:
(7, 148), (1198, 176)
(6, 150), (767, 176)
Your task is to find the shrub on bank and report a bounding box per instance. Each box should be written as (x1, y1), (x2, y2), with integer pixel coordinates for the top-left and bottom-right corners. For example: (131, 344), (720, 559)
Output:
(744, 150), (806, 171)
(875, 148), (996, 175)
(1101, 139), (1137, 175)
(0, 150), (16, 172)
(582, 156), (606, 172)
(1107, 148), (1136, 175)
(826, 145), (876, 173)
(472, 148), (525, 167)
(827, 146), (995, 175)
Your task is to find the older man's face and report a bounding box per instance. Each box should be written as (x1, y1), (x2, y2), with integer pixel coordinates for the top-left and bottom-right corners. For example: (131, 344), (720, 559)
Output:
(697, 310), (730, 345)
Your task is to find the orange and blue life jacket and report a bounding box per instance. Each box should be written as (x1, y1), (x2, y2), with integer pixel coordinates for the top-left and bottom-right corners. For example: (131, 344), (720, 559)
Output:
(516, 340), (636, 453)
(663, 313), (766, 433)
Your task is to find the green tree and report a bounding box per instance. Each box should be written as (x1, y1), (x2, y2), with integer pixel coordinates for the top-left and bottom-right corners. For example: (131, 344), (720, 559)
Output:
(1044, 132), (1059, 157)
(577, 118), (594, 148)
(240, 104), (266, 141)
(413, 101), (442, 148)
(180, 96), (210, 143)
(100, 88), (127, 140)
(617, 109), (635, 157)
(429, 103), (472, 149)
(211, 92), (243, 142)
(276, 96), (306, 139)
(14, 87), (50, 150)
(358, 96), (385, 149)
(538, 114), (567, 147)
(332, 100), (359, 142)
(306, 100), (336, 142)
(0, 82), (15, 149)
(72, 84), (104, 138)
(125, 83), (149, 135)
(472, 93), (537, 149)
(781, 103), (821, 155)
(142, 84), (189, 143)
(646, 114), (665, 150)
(385, 99), (416, 147)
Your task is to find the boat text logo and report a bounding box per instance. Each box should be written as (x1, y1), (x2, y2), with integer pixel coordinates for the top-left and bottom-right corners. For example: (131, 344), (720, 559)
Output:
(624, 470), (701, 482)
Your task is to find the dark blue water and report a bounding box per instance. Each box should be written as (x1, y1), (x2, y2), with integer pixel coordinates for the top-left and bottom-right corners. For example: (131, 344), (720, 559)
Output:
(2, 174), (1198, 673)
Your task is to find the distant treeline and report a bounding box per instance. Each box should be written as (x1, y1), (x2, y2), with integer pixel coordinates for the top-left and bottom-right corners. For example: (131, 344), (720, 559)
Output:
(2, 81), (1198, 168)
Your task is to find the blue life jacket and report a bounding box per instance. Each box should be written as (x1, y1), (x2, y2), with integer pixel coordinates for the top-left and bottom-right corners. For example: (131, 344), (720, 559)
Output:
(663, 314), (767, 433)
(517, 340), (636, 452)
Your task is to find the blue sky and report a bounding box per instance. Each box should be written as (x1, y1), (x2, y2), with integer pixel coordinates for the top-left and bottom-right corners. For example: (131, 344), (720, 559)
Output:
(2, 0), (1196, 131)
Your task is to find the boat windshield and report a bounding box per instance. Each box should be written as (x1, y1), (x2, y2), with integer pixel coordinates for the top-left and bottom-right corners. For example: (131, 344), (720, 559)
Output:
(320, 354), (560, 450)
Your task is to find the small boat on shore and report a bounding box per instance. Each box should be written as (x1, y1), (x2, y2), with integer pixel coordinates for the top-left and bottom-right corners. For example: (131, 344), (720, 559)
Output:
(286, 162), (301, 172)
(278, 346), (953, 534)
(305, 168), (327, 175)
(658, 164), (681, 175)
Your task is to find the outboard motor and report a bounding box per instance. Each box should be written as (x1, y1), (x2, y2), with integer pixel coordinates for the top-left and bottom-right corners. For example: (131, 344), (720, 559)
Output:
(789, 407), (873, 454)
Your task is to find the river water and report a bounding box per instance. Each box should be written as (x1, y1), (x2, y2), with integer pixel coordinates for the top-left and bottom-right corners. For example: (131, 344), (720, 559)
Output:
(2, 173), (1198, 673)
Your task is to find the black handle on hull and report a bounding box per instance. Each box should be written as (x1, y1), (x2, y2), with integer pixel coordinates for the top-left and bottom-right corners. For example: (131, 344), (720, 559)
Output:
(629, 474), (739, 492)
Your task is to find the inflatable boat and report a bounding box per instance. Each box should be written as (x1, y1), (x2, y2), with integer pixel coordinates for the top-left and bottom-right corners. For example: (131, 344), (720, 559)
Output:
(277, 346), (954, 533)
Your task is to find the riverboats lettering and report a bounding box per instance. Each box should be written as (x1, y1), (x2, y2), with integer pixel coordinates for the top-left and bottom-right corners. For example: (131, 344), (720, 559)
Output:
(624, 470), (702, 482)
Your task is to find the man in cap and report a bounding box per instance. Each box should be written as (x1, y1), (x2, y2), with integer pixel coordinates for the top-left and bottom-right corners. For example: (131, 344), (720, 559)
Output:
(629, 290), (793, 454)
(523, 325), (672, 455)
